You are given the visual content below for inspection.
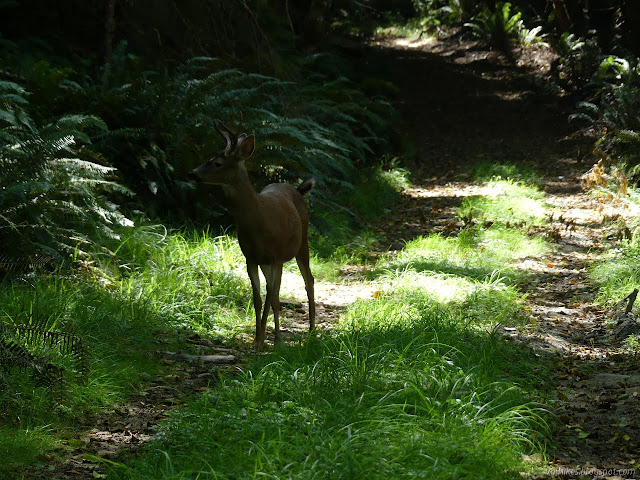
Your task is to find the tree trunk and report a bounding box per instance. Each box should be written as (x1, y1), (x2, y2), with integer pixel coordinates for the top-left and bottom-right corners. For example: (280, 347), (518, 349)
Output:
(587, 0), (617, 49)
(551, 0), (572, 32)
(302, 0), (332, 44)
(624, 0), (640, 55)
(104, 0), (116, 65)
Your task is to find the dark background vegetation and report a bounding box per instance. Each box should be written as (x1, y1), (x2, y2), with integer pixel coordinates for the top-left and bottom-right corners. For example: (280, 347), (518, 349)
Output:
(2, 0), (640, 264)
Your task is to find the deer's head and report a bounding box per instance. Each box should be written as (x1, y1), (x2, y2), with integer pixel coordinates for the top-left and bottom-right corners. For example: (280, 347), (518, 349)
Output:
(188, 120), (255, 185)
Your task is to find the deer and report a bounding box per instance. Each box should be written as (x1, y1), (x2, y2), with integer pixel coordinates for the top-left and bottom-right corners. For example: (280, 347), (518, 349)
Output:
(188, 120), (316, 350)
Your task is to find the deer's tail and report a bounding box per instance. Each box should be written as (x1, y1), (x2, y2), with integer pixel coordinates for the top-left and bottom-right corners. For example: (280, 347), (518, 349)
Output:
(297, 178), (315, 197)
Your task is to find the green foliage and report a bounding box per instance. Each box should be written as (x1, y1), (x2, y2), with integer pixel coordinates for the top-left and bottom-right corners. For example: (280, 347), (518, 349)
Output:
(0, 315), (89, 402)
(379, 226), (548, 283)
(554, 33), (603, 90)
(0, 426), (59, 478)
(0, 80), (132, 264)
(412, 0), (479, 23)
(569, 56), (640, 132)
(310, 159), (408, 261)
(592, 235), (640, 305)
(0, 225), (249, 438)
(119, 276), (546, 479)
(458, 179), (548, 227)
(465, 2), (523, 51)
(347, 160), (410, 220)
(0, 216), (553, 478)
(518, 25), (547, 48)
(89, 48), (395, 223)
(112, 225), (251, 340)
(569, 57), (640, 132)
(472, 162), (542, 184)
(567, 55), (640, 184)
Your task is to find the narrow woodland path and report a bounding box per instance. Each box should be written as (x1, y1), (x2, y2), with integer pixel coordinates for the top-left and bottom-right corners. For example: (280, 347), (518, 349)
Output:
(43, 32), (640, 480)
(368, 33), (640, 478)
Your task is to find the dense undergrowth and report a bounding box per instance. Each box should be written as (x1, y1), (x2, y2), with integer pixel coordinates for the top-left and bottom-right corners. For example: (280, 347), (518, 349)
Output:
(0, 164), (555, 479)
(119, 297), (547, 480)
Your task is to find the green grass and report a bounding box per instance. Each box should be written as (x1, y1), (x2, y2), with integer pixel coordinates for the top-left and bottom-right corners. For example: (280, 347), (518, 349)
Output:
(1, 166), (556, 479)
(471, 162), (542, 184)
(592, 236), (640, 305)
(383, 269), (527, 327)
(114, 274), (548, 480)
(377, 225), (548, 283)
(0, 226), (255, 478)
(111, 226), (251, 340)
(0, 427), (59, 476)
(310, 163), (409, 267)
(348, 164), (410, 220)
(458, 179), (548, 227)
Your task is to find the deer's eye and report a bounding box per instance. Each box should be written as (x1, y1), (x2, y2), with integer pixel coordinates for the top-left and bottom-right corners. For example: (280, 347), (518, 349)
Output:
(209, 158), (223, 168)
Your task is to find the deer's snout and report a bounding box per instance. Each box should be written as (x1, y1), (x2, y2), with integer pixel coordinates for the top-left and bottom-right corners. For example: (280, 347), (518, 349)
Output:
(187, 169), (200, 183)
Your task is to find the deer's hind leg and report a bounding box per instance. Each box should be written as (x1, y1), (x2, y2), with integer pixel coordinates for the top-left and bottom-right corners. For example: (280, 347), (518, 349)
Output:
(260, 263), (284, 344)
(296, 243), (315, 330)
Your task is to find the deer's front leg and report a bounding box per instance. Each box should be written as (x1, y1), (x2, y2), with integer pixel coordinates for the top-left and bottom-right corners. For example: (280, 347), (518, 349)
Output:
(246, 263), (264, 349)
(263, 263), (284, 344)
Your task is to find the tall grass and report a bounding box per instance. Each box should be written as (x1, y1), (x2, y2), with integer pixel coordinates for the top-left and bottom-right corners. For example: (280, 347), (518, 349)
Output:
(378, 226), (548, 283)
(110, 225), (250, 339)
(592, 235), (640, 304)
(117, 273), (548, 480)
(0, 225), (252, 479)
(1, 163), (554, 478)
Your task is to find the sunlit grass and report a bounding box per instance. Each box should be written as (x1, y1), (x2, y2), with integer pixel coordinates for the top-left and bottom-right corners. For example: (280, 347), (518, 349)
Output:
(591, 237), (640, 305)
(378, 226), (549, 283)
(472, 162), (542, 184)
(113, 225), (250, 338)
(380, 269), (526, 328)
(589, 183), (640, 304)
(117, 270), (548, 480)
(459, 179), (548, 226)
(0, 165), (553, 478)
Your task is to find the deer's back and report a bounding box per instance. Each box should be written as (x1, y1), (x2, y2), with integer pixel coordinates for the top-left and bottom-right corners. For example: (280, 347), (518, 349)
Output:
(236, 183), (309, 265)
(260, 183), (309, 220)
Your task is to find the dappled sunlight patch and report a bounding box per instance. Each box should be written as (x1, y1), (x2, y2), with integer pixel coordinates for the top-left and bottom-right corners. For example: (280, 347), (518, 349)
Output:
(592, 236), (640, 305)
(480, 227), (549, 258)
(382, 270), (479, 304)
(393, 36), (436, 49)
(117, 227), (249, 327)
(377, 226), (548, 283)
(460, 179), (548, 226)
(367, 268), (525, 329)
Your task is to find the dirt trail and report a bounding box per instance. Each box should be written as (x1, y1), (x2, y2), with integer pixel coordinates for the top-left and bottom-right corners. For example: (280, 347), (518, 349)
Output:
(39, 32), (640, 480)
(370, 32), (640, 477)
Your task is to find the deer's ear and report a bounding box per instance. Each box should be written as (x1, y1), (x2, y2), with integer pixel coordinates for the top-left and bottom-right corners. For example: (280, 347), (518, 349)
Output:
(238, 134), (255, 159)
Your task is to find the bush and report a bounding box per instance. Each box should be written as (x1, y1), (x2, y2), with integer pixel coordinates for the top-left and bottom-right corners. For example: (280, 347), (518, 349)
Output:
(0, 80), (132, 265)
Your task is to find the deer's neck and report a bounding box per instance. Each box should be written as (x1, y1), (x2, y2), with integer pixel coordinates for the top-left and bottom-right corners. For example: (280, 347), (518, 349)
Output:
(221, 171), (261, 223)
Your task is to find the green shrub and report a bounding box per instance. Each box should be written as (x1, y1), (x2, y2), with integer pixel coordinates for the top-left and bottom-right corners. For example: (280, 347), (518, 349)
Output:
(0, 80), (132, 264)
(90, 49), (396, 223)
(465, 2), (523, 51)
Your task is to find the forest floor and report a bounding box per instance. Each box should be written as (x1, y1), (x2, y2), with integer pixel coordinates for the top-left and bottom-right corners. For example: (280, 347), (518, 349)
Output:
(366, 31), (640, 479)
(42, 31), (640, 480)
